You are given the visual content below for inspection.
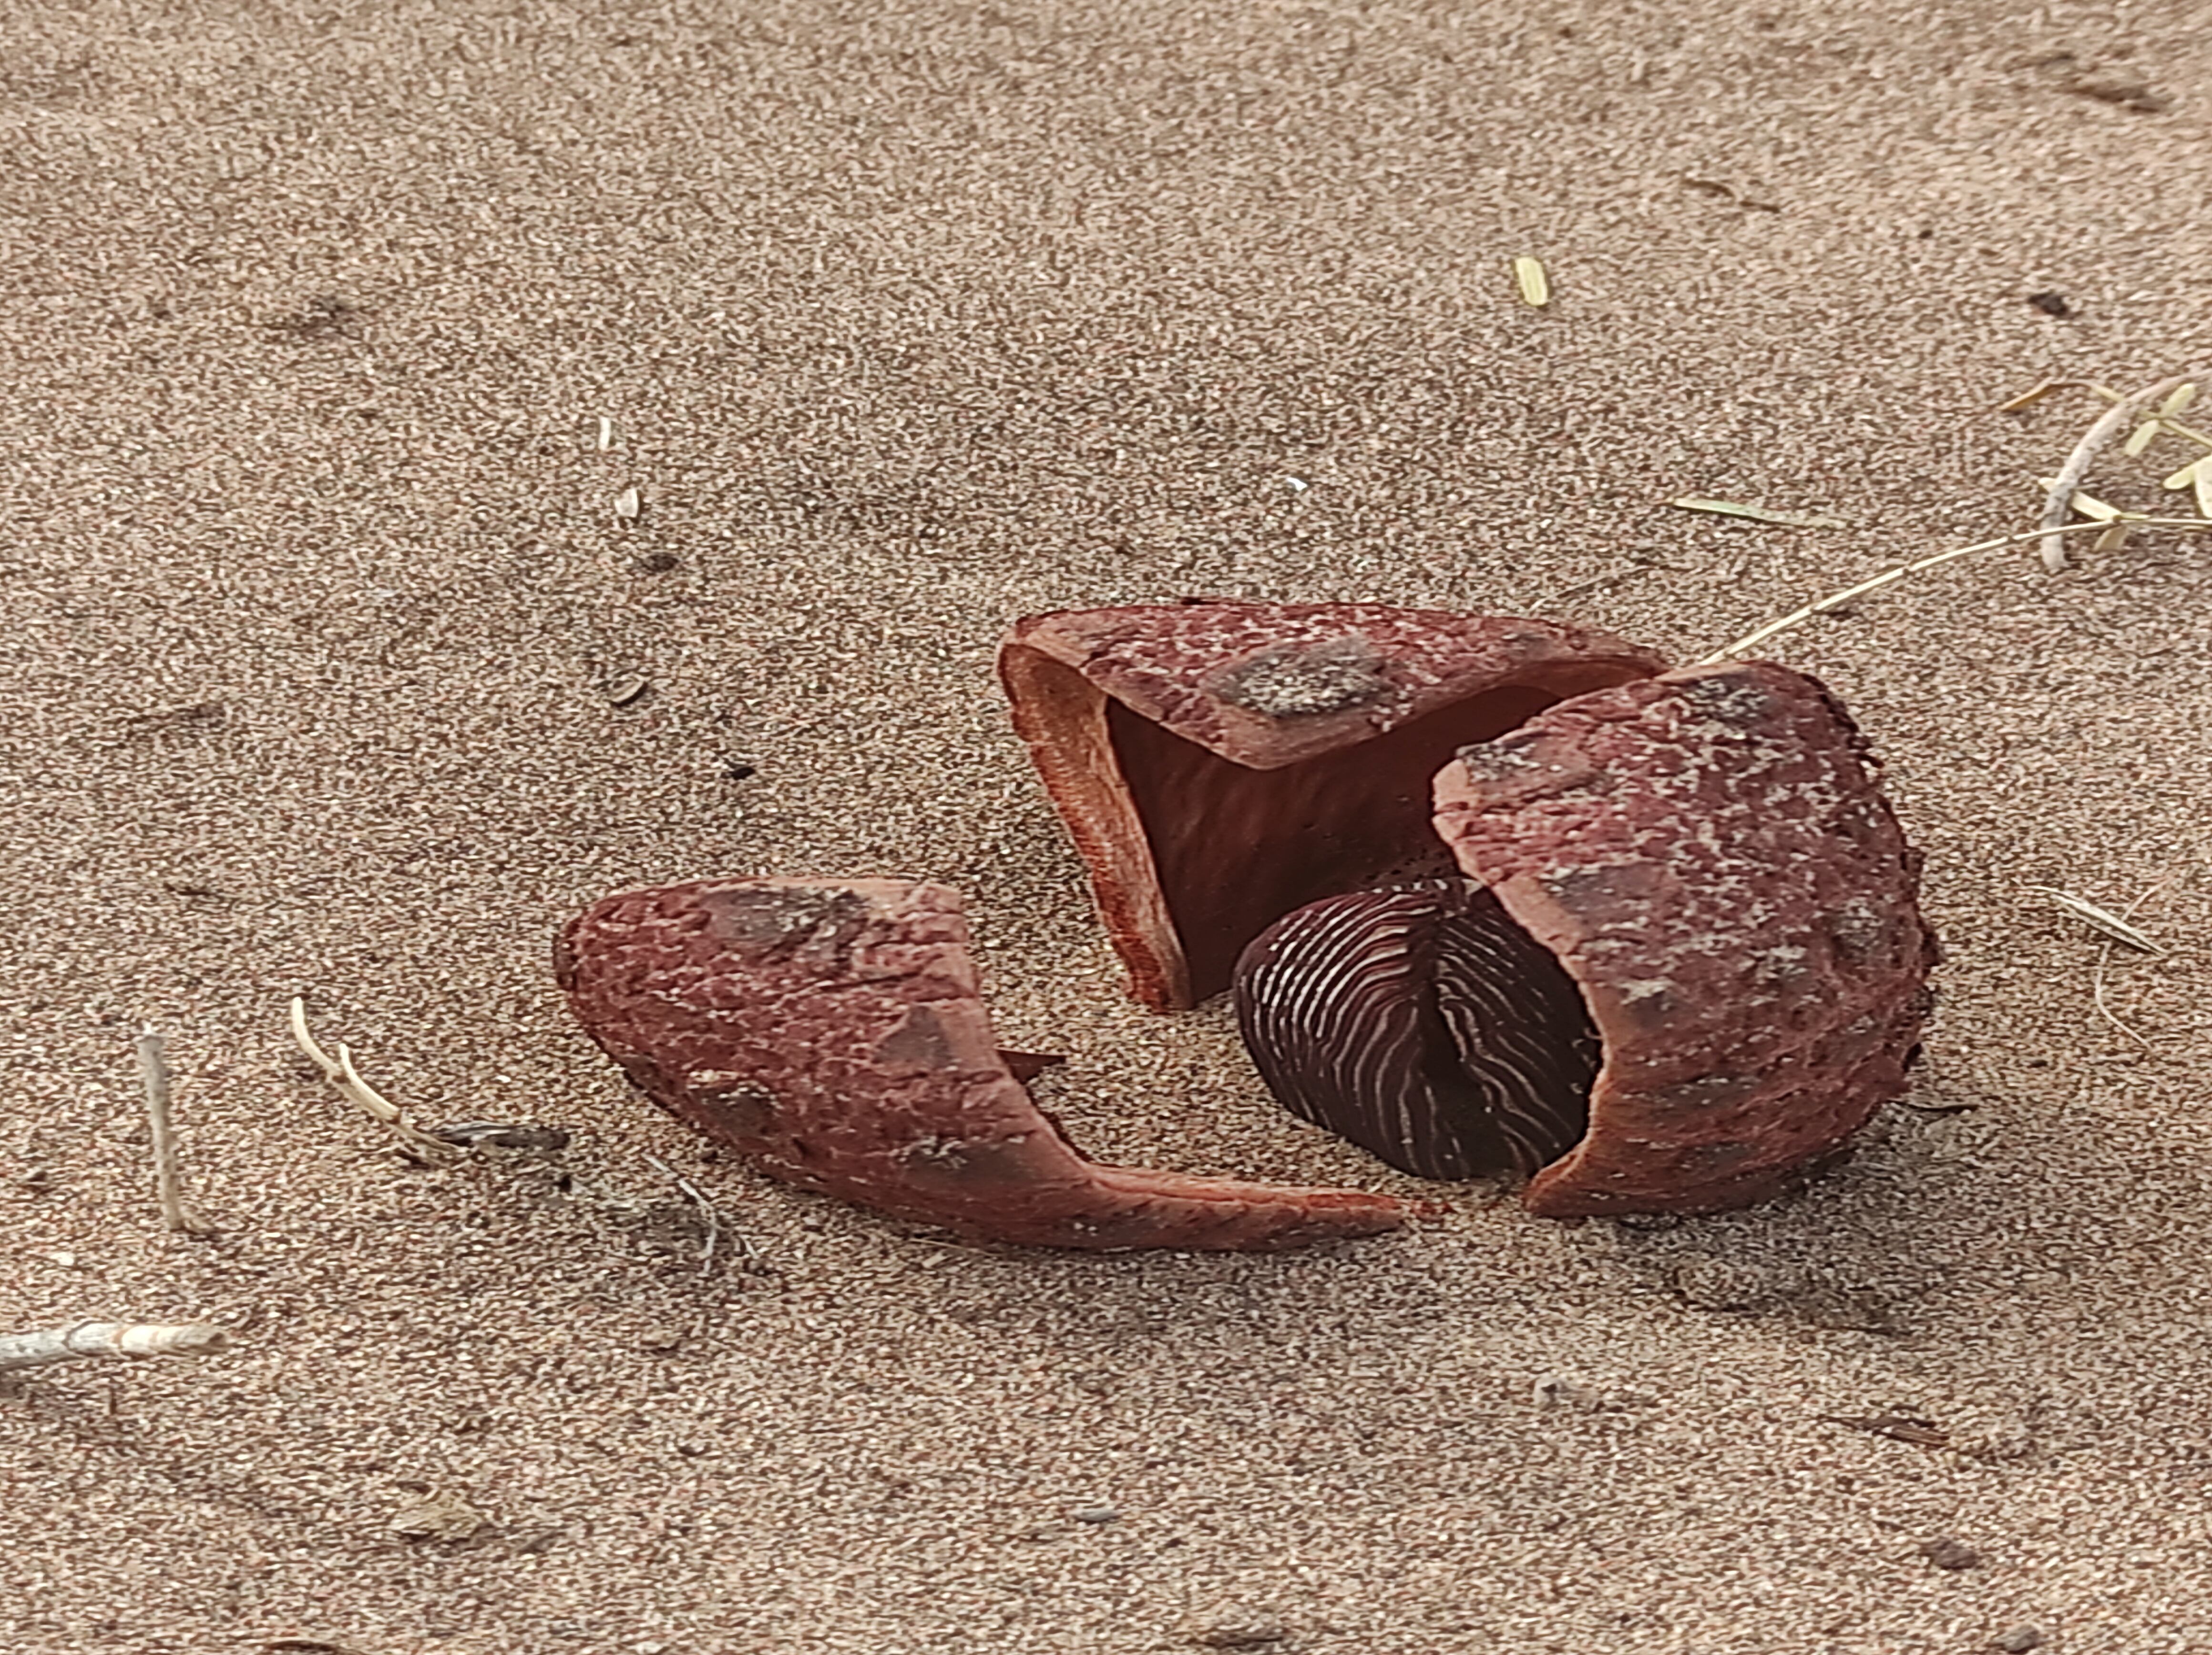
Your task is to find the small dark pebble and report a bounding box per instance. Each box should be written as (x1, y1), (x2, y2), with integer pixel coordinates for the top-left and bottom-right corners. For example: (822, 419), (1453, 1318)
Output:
(2064, 74), (2168, 114)
(122, 699), (228, 730)
(2027, 292), (2073, 318)
(1992, 1626), (2044, 1653)
(1922, 1536), (1984, 1571)
(723, 760), (758, 781)
(635, 551), (682, 573)
(1188, 1612), (1288, 1649)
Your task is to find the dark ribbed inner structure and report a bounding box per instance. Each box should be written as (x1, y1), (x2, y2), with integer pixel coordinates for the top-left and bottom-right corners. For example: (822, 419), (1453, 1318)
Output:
(1233, 879), (1598, 1180)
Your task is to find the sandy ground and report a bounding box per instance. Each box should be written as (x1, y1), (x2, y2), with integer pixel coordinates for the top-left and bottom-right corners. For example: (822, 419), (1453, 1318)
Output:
(5, 3), (2212, 1651)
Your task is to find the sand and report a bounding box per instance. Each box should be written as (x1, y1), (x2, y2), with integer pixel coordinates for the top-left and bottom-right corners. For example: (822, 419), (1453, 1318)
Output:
(4, 3), (2211, 1651)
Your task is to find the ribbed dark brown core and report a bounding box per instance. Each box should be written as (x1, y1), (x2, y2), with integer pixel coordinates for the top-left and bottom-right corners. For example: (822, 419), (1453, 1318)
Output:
(1233, 879), (1599, 1180)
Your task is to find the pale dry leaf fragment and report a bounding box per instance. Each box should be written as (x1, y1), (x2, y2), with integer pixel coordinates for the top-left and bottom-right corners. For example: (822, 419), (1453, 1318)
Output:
(2033, 479), (2131, 522)
(614, 485), (641, 519)
(2026, 886), (2166, 955)
(2158, 383), (2197, 419)
(2197, 465), (2212, 520)
(389, 1489), (486, 1542)
(1512, 255), (1550, 308)
(2123, 417), (2162, 456)
(2160, 457), (2204, 490)
(596, 415), (615, 451)
(1668, 497), (1850, 530)
(2093, 522), (2132, 554)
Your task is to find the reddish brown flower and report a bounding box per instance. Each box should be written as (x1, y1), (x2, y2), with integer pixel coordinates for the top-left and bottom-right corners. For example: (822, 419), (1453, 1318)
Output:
(560, 605), (1935, 1239)
(1003, 602), (1935, 1217)
(998, 601), (1665, 1010)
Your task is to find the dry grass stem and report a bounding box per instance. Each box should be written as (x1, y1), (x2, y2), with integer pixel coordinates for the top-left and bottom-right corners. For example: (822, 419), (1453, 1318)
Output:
(135, 1027), (212, 1235)
(0, 1320), (229, 1374)
(1528, 559), (1657, 610)
(1669, 498), (1849, 529)
(2038, 368), (2210, 571)
(2081, 885), (2167, 1052)
(1699, 516), (2212, 663)
(2090, 941), (2150, 1051)
(288, 996), (461, 1164)
(2027, 886), (2167, 955)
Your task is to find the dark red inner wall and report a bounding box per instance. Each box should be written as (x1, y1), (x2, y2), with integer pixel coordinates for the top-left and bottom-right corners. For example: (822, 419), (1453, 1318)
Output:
(1107, 685), (1563, 1002)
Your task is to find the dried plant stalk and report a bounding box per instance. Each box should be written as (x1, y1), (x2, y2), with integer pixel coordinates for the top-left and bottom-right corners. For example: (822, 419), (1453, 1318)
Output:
(0, 1321), (229, 1374)
(288, 997), (460, 1163)
(136, 1028), (212, 1235)
(645, 1152), (766, 1275)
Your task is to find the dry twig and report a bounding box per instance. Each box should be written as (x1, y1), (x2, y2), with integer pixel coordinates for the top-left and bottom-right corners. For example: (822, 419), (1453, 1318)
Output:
(136, 1027), (212, 1234)
(2037, 369), (2210, 571)
(288, 997), (460, 1164)
(0, 1320), (229, 1374)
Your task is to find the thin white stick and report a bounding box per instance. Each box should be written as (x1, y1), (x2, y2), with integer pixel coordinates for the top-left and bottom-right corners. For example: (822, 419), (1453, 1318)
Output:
(136, 1028), (211, 1235)
(2038, 370), (2209, 571)
(1700, 517), (2212, 663)
(2089, 884), (2164, 1052)
(0, 1321), (229, 1374)
(2090, 940), (2149, 1051)
(288, 997), (459, 1163)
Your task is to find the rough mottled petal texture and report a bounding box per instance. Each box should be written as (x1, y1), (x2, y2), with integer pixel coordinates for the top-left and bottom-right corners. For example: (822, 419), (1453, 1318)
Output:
(1000, 601), (1665, 1009)
(556, 876), (1406, 1251)
(1432, 662), (1939, 1217)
